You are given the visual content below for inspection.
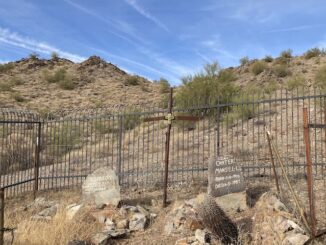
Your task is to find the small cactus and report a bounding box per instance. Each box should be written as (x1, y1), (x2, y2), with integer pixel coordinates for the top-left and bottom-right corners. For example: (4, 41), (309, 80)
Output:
(196, 195), (238, 244)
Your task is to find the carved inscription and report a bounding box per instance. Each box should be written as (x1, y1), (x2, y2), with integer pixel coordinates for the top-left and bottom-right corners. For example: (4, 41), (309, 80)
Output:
(208, 157), (245, 197)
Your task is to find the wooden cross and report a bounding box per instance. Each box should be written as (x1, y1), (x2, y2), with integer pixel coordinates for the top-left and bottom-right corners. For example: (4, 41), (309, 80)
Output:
(143, 88), (200, 207)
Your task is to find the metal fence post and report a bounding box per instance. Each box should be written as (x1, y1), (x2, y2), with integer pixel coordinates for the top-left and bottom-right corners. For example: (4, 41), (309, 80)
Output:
(117, 115), (123, 185)
(303, 108), (317, 237)
(216, 106), (220, 156)
(0, 188), (4, 245)
(34, 122), (41, 200)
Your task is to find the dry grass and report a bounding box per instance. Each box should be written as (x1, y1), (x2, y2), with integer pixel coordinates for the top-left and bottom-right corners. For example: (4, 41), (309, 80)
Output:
(12, 207), (100, 245)
(5, 190), (101, 245)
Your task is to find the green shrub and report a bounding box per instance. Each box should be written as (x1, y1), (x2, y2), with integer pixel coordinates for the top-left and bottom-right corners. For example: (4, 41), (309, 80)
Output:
(287, 75), (305, 90)
(94, 120), (116, 134)
(29, 52), (39, 60)
(158, 78), (170, 93)
(9, 76), (24, 85)
(0, 63), (14, 73)
(263, 55), (273, 62)
(239, 56), (250, 66)
(273, 64), (292, 77)
(125, 76), (140, 86)
(263, 79), (279, 94)
(12, 92), (25, 102)
(0, 82), (13, 92)
(304, 48), (321, 59)
(44, 68), (67, 83)
(175, 62), (237, 109)
(251, 61), (267, 75)
(121, 110), (142, 130)
(43, 68), (76, 90)
(274, 56), (288, 65)
(224, 93), (257, 127)
(51, 52), (59, 60)
(58, 77), (75, 90)
(315, 65), (326, 89)
(280, 49), (293, 59)
(49, 123), (82, 156)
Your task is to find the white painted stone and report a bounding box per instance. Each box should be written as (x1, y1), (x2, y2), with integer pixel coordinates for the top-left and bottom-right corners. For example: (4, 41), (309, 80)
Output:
(82, 167), (121, 207)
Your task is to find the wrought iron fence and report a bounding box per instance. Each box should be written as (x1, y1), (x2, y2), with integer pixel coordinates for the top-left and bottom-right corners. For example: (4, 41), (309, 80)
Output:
(0, 89), (326, 232)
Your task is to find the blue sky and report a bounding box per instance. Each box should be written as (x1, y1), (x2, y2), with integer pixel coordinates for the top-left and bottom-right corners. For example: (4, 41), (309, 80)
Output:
(1, 0), (326, 84)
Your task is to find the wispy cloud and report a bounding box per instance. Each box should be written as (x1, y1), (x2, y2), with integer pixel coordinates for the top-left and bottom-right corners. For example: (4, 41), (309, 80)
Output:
(0, 27), (86, 62)
(124, 0), (169, 32)
(92, 48), (180, 82)
(0, 59), (9, 64)
(65, 0), (153, 50)
(264, 24), (322, 33)
(200, 36), (238, 61)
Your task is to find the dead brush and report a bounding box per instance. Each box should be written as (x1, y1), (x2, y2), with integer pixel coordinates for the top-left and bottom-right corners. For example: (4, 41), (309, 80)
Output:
(196, 194), (238, 244)
(8, 204), (100, 245)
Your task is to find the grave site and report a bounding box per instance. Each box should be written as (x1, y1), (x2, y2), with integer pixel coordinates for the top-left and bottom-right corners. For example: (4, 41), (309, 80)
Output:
(1, 80), (326, 245)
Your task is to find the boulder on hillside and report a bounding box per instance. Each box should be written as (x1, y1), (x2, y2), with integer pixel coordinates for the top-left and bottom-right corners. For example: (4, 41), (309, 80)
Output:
(82, 167), (121, 207)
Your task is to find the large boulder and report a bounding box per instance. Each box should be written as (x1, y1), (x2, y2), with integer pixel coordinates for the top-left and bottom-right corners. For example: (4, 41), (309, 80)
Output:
(82, 167), (121, 207)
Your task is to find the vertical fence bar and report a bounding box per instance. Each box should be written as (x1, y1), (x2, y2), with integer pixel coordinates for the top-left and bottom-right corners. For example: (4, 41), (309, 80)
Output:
(0, 188), (4, 245)
(117, 115), (123, 185)
(34, 122), (41, 199)
(163, 88), (173, 207)
(303, 108), (317, 237)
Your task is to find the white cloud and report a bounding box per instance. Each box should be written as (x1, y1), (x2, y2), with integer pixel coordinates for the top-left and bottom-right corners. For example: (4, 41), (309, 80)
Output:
(0, 27), (86, 62)
(0, 59), (9, 64)
(124, 0), (169, 32)
(264, 25), (321, 33)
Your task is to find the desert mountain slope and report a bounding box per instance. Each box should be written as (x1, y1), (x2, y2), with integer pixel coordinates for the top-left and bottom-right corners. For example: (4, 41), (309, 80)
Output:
(0, 56), (161, 112)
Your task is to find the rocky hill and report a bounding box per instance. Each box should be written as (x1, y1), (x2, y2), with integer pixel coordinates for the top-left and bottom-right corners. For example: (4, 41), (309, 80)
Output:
(0, 55), (161, 112)
(1, 49), (326, 112)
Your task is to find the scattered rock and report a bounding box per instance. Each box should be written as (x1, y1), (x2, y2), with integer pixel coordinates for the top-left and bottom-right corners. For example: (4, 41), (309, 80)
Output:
(282, 233), (310, 245)
(82, 167), (121, 207)
(137, 205), (150, 217)
(38, 204), (58, 217)
(67, 240), (87, 245)
(108, 229), (129, 239)
(104, 218), (116, 231)
(215, 191), (247, 213)
(91, 232), (111, 245)
(195, 229), (210, 244)
(66, 203), (83, 220)
(116, 219), (128, 229)
(129, 213), (147, 231)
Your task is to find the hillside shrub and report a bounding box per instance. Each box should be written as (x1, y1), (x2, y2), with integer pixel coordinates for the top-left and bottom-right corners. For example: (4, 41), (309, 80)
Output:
(12, 92), (25, 102)
(263, 79), (279, 94)
(29, 53), (39, 60)
(304, 48), (321, 59)
(250, 61), (267, 75)
(158, 78), (170, 93)
(280, 49), (293, 59)
(0, 63), (14, 73)
(263, 55), (273, 62)
(273, 64), (292, 77)
(175, 62), (237, 109)
(44, 68), (76, 90)
(125, 76), (140, 86)
(315, 65), (326, 89)
(287, 75), (305, 90)
(239, 56), (250, 66)
(51, 52), (59, 60)
(0, 81), (13, 92)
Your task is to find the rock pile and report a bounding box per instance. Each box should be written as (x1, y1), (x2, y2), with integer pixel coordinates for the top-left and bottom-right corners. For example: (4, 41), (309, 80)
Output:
(252, 192), (310, 245)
